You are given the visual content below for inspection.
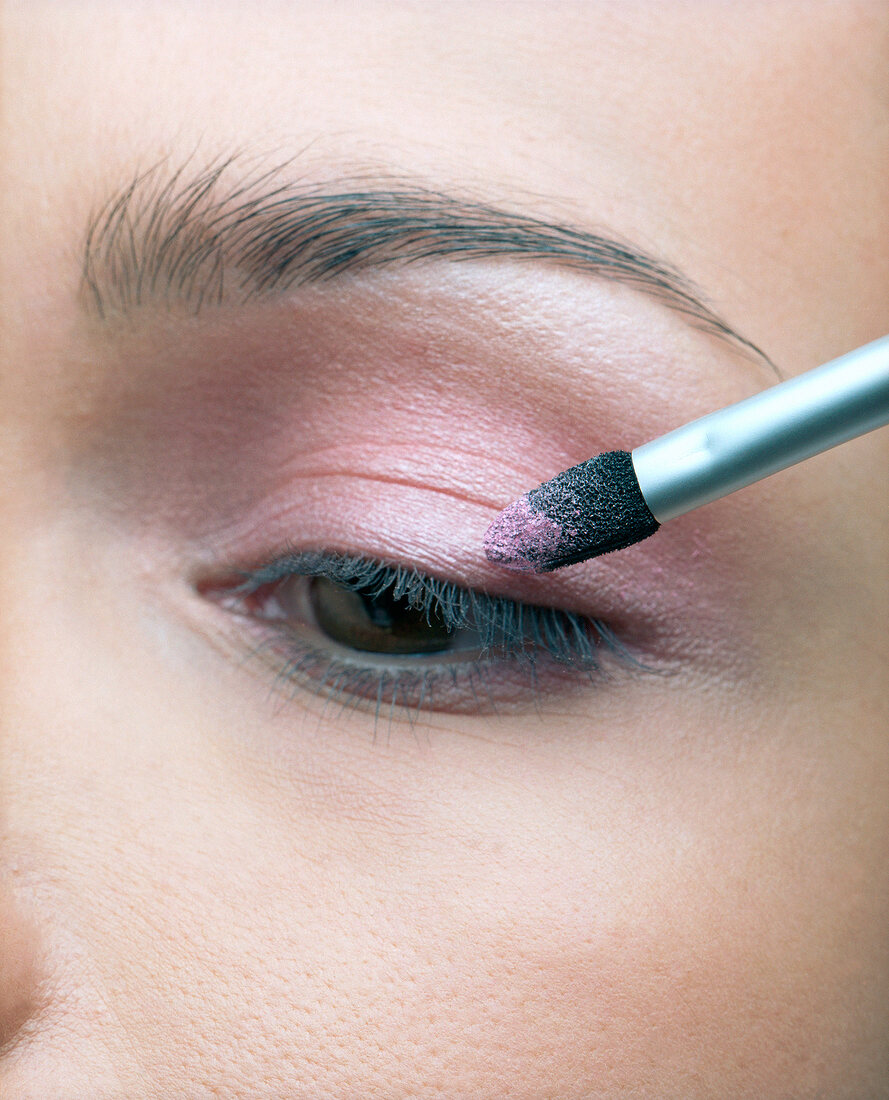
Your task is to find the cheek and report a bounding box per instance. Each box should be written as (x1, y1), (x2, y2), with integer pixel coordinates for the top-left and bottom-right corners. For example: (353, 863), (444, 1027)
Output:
(357, 723), (881, 1096)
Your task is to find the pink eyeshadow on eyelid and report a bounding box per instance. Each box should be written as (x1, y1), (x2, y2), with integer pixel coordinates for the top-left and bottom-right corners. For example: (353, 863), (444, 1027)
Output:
(193, 465), (763, 672)
(78, 287), (772, 681)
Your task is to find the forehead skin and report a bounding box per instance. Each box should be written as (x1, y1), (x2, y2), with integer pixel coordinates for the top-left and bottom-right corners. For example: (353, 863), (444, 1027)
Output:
(1, 2), (888, 1098)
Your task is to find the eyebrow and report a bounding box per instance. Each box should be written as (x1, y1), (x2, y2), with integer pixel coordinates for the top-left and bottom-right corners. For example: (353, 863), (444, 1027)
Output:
(80, 153), (769, 364)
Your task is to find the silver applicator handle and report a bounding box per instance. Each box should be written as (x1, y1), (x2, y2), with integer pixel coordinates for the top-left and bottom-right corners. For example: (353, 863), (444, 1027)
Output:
(631, 334), (889, 523)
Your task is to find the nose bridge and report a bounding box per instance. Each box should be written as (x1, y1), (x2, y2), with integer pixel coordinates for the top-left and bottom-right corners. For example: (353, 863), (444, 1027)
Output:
(0, 687), (37, 1055)
(0, 583), (45, 1055)
(0, 474), (58, 1055)
(0, 144), (140, 1089)
(0, 448), (146, 1084)
(0, 876), (42, 1053)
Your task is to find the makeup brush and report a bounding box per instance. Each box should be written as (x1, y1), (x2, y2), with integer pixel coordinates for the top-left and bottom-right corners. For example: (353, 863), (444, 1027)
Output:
(484, 333), (889, 573)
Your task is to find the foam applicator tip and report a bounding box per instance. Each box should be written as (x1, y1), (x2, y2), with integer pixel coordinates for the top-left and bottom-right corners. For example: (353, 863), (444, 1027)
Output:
(483, 450), (660, 573)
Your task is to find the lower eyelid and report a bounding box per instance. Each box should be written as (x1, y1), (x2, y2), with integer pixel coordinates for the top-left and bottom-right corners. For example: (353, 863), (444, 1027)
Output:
(237, 621), (607, 720)
(214, 606), (621, 723)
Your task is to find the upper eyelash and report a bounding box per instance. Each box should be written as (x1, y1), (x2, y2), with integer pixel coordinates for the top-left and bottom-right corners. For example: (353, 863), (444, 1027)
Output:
(233, 548), (622, 668)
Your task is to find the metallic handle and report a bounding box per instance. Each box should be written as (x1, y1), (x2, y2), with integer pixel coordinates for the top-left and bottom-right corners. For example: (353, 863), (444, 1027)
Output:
(631, 335), (889, 523)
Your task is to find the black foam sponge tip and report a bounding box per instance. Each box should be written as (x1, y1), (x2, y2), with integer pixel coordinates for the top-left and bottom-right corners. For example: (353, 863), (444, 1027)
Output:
(484, 451), (660, 572)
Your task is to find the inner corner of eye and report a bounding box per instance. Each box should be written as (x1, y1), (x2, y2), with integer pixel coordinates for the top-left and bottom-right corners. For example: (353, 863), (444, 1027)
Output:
(195, 569), (283, 617)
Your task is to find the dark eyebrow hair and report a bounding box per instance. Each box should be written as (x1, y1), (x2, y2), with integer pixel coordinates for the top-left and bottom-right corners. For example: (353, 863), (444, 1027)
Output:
(80, 153), (769, 364)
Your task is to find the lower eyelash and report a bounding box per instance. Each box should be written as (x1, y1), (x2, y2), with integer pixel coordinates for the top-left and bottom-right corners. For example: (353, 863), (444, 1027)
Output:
(272, 644), (516, 723)
(222, 549), (635, 723)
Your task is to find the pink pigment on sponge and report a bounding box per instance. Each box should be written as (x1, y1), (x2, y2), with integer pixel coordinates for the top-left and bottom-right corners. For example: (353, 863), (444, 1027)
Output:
(484, 451), (660, 572)
(483, 496), (567, 573)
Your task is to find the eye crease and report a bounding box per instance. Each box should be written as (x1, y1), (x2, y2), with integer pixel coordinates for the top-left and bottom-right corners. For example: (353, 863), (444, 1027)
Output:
(207, 550), (635, 722)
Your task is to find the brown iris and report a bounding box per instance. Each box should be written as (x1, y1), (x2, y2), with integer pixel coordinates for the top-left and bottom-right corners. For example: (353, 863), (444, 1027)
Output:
(308, 577), (454, 655)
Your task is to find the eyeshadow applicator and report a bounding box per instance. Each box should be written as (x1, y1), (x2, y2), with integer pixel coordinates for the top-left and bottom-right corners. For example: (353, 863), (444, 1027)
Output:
(484, 334), (889, 572)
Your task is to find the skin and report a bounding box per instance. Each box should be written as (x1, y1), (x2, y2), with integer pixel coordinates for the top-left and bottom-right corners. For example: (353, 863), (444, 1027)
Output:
(1, 1), (887, 1096)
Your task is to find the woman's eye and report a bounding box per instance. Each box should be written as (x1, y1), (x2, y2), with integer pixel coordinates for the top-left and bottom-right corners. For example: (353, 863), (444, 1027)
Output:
(306, 576), (454, 655)
(208, 551), (633, 721)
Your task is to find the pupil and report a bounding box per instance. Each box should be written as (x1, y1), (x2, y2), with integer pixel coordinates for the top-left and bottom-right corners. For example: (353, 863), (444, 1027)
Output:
(309, 577), (454, 655)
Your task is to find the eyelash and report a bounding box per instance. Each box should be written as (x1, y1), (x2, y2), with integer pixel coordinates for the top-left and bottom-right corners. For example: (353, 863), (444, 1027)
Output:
(220, 549), (633, 724)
